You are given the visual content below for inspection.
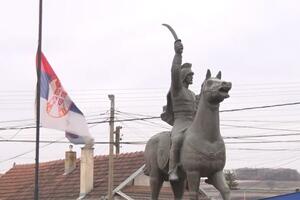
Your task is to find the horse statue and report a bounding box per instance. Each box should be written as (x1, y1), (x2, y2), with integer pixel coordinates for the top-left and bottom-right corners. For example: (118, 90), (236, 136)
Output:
(144, 70), (232, 200)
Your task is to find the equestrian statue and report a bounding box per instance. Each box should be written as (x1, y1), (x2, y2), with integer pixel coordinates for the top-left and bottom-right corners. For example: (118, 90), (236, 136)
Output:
(144, 24), (232, 200)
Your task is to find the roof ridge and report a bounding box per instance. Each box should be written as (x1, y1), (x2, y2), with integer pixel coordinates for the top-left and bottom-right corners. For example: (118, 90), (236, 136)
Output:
(94, 151), (144, 159)
(13, 159), (65, 168)
(11, 151), (144, 168)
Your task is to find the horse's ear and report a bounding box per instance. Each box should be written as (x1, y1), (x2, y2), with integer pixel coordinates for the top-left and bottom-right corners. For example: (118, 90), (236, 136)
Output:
(216, 71), (222, 79)
(206, 69), (211, 80)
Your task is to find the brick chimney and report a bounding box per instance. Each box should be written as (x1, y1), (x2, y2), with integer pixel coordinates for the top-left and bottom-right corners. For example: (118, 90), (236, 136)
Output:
(64, 145), (76, 175)
(79, 144), (94, 198)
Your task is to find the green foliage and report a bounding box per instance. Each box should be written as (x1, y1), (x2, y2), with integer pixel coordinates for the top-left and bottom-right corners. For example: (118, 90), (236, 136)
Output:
(224, 170), (239, 190)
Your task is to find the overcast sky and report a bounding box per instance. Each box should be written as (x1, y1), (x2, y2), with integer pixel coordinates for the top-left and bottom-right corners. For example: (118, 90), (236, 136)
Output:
(1, 0), (300, 174)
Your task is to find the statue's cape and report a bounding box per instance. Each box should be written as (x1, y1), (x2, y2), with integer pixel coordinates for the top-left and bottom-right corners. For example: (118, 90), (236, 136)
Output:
(160, 90), (174, 126)
(157, 132), (171, 170)
(144, 131), (171, 174)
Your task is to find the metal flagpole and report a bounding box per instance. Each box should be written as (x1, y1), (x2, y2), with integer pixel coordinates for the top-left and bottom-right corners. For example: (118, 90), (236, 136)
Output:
(35, 0), (43, 199)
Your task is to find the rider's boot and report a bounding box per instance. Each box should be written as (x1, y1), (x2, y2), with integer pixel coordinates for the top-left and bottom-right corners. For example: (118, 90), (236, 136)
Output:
(169, 148), (179, 181)
(169, 167), (179, 181)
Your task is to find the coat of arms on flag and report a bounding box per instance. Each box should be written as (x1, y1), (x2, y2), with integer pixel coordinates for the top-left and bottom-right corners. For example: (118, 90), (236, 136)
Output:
(46, 79), (72, 118)
(37, 52), (94, 145)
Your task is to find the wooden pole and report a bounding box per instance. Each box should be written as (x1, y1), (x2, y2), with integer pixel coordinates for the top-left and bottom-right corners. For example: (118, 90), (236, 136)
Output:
(108, 95), (115, 200)
(114, 126), (122, 155)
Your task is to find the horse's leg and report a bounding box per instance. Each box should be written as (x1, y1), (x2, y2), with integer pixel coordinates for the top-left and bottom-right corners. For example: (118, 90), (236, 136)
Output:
(186, 171), (200, 200)
(209, 171), (231, 200)
(150, 174), (164, 200)
(170, 179), (185, 200)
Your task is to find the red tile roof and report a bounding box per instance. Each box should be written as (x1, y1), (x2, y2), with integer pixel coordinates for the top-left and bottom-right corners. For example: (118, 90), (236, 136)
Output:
(85, 152), (145, 199)
(0, 151), (145, 200)
(121, 185), (209, 200)
(0, 151), (208, 200)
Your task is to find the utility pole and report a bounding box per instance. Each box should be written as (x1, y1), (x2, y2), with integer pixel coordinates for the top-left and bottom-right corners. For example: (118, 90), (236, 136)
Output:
(108, 95), (114, 200)
(114, 126), (122, 155)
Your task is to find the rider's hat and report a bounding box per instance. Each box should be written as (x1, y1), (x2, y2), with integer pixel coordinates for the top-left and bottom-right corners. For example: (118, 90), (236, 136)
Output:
(180, 63), (194, 82)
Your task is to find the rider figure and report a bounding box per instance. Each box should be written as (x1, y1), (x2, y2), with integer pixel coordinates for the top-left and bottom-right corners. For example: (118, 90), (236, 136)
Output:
(161, 39), (197, 181)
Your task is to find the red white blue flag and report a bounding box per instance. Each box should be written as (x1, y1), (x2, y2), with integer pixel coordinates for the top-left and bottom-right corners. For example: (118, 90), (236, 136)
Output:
(38, 52), (93, 145)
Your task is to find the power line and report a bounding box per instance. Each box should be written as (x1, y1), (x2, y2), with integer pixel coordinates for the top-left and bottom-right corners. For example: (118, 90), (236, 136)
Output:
(0, 118), (34, 124)
(2, 118), (300, 133)
(0, 112), (109, 127)
(0, 100), (299, 128)
(8, 129), (23, 139)
(221, 124), (300, 133)
(115, 110), (171, 130)
(226, 140), (300, 144)
(0, 137), (65, 164)
(220, 101), (300, 113)
(3, 81), (300, 93)
(2, 138), (300, 145)
(0, 139), (147, 145)
(228, 147), (300, 151)
(221, 119), (300, 123)
(115, 110), (154, 118)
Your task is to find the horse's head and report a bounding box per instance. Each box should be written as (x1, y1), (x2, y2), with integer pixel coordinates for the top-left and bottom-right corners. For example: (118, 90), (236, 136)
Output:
(201, 69), (232, 106)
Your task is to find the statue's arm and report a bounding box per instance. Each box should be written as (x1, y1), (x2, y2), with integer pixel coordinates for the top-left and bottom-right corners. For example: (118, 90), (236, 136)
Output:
(171, 40), (183, 92)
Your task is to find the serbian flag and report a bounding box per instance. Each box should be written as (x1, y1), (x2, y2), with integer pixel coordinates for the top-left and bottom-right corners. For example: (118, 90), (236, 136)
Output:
(37, 52), (94, 145)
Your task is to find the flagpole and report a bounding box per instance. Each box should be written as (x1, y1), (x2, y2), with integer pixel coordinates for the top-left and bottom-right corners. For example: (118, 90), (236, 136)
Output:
(35, 0), (43, 199)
